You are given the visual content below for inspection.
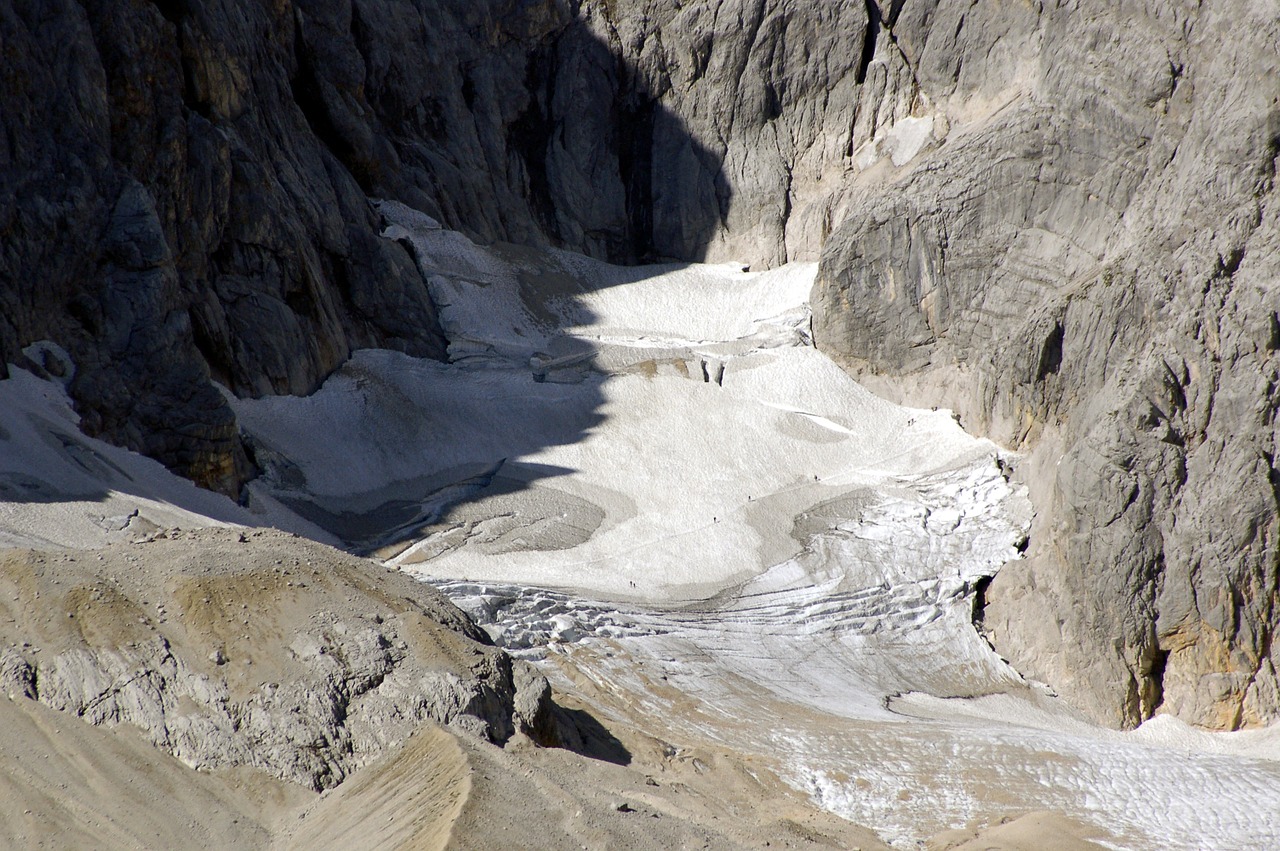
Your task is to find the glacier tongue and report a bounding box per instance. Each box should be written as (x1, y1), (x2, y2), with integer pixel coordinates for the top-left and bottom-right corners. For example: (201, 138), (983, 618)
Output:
(227, 212), (1280, 849)
(242, 204), (1024, 605)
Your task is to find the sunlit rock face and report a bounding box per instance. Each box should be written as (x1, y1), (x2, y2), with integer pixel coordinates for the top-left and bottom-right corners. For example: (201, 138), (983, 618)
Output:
(810, 1), (1280, 731)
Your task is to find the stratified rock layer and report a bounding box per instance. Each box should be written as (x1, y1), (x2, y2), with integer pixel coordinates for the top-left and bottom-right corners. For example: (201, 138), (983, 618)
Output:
(812, 0), (1280, 730)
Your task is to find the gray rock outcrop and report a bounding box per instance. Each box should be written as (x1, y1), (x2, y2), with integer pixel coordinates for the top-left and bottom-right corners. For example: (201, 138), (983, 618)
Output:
(0, 529), (557, 789)
(811, 0), (1280, 730)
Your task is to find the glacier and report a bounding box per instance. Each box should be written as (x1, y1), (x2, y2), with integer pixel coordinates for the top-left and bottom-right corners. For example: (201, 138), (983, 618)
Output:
(3, 206), (1279, 848)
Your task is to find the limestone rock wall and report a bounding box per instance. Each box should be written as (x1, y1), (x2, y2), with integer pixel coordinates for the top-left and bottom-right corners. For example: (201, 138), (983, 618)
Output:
(811, 0), (1280, 730)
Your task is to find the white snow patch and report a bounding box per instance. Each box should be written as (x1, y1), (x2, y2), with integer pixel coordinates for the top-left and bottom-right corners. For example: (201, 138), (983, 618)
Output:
(886, 115), (936, 167)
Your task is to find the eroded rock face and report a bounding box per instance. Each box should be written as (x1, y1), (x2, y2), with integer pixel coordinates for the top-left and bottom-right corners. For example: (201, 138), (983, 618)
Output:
(812, 0), (1280, 730)
(0, 528), (555, 790)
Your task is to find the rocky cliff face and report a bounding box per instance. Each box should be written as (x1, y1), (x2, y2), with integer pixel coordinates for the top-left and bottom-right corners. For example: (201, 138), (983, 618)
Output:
(4, 0), (1278, 733)
(2, 0), (447, 494)
(811, 0), (1280, 730)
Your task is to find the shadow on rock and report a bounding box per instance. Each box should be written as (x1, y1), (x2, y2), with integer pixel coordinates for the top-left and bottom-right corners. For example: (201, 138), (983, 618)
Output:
(549, 705), (633, 767)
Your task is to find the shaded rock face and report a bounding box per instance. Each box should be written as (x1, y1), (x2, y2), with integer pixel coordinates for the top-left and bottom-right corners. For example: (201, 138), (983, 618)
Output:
(1, 0), (448, 495)
(812, 0), (1280, 730)
(1, 0), (872, 495)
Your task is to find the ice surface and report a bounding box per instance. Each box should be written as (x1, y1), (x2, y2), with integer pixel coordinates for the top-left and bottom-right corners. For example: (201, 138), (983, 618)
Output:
(239, 212), (1016, 604)
(5, 209), (1279, 848)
